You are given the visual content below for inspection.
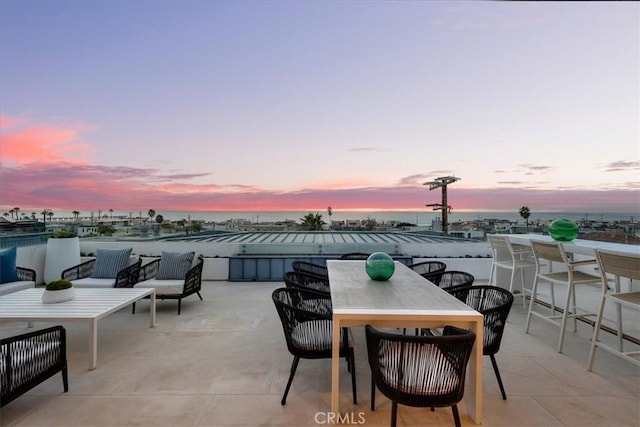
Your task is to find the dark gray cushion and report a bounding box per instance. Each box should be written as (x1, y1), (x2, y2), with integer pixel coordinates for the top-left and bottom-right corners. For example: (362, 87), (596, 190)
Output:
(156, 251), (195, 280)
(91, 248), (133, 279)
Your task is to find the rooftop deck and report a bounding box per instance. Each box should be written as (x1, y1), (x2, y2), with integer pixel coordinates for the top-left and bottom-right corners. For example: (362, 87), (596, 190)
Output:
(1, 279), (638, 426)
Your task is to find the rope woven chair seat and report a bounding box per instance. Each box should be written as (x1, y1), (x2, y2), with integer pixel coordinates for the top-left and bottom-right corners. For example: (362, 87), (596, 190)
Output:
(290, 320), (333, 351)
(379, 344), (459, 396)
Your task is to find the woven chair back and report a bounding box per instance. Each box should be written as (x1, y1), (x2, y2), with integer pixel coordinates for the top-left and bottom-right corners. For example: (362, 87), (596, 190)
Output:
(366, 325), (475, 408)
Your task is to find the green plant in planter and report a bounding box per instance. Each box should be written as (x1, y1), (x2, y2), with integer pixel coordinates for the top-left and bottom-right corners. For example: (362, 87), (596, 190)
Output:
(49, 230), (77, 239)
(46, 279), (74, 291)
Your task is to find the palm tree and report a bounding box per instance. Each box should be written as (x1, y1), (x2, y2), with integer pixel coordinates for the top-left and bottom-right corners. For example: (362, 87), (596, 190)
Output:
(40, 209), (53, 227)
(72, 211), (80, 222)
(519, 206), (531, 233)
(147, 209), (156, 223)
(299, 212), (326, 231)
(109, 208), (114, 222)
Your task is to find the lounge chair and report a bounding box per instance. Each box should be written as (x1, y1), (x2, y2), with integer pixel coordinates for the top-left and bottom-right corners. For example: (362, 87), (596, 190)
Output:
(133, 252), (204, 314)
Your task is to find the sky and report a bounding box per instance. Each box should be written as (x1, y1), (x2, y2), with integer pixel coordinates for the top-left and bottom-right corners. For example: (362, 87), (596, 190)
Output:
(0, 1), (639, 216)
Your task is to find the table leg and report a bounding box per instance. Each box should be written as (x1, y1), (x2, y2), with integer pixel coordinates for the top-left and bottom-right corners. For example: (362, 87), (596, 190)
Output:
(331, 316), (341, 415)
(89, 319), (98, 370)
(149, 291), (156, 327)
(466, 318), (483, 424)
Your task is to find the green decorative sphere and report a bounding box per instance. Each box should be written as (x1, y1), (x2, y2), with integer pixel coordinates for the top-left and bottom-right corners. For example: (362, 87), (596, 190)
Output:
(365, 252), (395, 281)
(548, 218), (579, 241)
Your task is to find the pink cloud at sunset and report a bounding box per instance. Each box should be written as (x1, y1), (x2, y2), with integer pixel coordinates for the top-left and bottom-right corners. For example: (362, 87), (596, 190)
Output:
(1, 156), (638, 214)
(0, 117), (94, 166)
(1, 116), (638, 214)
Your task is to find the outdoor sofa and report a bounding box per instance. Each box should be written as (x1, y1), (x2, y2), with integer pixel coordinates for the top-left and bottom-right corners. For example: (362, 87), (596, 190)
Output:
(0, 247), (36, 296)
(0, 267), (37, 296)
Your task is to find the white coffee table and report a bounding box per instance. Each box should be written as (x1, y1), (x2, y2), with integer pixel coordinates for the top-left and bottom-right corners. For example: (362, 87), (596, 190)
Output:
(0, 288), (156, 369)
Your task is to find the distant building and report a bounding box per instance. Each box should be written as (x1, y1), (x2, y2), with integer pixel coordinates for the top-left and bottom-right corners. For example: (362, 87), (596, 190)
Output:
(77, 225), (99, 237)
(449, 229), (485, 240)
(0, 218), (44, 234)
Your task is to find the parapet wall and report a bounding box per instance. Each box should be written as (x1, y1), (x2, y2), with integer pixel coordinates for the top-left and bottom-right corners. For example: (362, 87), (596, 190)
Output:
(16, 239), (492, 284)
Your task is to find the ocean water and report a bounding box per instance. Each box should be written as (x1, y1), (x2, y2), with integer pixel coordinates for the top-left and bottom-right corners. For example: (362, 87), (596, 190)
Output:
(46, 210), (638, 225)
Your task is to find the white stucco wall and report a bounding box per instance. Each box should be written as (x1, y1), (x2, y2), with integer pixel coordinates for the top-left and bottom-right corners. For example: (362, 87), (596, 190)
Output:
(18, 240), (492, 283)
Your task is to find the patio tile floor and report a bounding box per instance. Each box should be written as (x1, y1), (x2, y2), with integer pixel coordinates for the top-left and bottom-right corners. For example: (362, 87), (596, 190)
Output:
(1, 280), (638, 426)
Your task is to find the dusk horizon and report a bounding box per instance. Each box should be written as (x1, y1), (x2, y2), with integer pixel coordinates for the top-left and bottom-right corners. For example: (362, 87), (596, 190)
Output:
(1, 185), (639, 216)
(1, 2), (638, 215)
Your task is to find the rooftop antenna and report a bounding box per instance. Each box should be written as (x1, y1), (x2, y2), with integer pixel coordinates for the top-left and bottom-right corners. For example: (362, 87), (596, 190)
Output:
(424, 175), (460, 235)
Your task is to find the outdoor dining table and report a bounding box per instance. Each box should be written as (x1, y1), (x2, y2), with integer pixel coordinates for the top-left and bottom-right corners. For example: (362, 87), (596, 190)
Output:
(0, 287), (156, 370)
(327, 260), (484, 424)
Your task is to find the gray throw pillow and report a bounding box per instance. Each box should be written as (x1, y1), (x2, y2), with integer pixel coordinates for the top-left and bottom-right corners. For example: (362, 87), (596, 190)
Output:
(91, 248), (133, 279)
(156, 251), (195, 280)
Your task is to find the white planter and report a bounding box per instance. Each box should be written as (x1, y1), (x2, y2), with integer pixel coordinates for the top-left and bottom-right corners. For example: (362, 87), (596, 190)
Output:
(44, 237), (81, 284)
(42, 287), (76, 304)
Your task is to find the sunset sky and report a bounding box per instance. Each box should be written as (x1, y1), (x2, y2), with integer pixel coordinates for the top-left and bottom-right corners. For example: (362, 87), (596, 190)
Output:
(1, 1), (638, 215)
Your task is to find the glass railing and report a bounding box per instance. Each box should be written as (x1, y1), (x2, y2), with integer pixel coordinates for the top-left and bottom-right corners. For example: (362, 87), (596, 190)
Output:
(0, 232), (49, 249)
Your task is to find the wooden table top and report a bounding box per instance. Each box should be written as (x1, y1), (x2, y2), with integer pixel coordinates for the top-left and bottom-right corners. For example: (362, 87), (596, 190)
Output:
(327, 260), (477, 315)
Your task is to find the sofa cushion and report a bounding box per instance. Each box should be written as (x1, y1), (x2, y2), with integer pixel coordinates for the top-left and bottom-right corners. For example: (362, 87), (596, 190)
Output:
(156, 251), (195, 280)
(0, 281), (35, 296)
(72, 278), (117, 288)
(91, 248), (133, 279)
(0, 247), (19, 284)
(135, 279), (184, 296)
